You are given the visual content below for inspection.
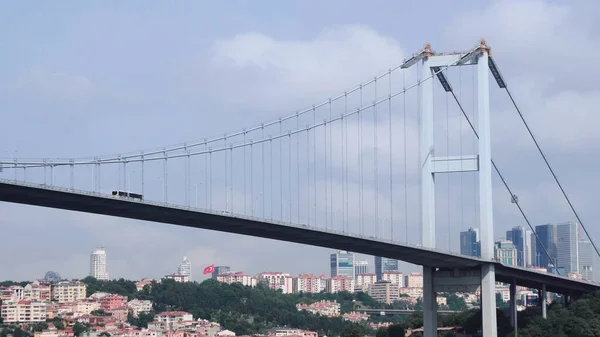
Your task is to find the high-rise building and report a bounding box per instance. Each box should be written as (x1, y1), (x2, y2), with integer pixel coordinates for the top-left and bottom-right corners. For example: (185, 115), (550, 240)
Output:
(535, 224), (557, 268)
(494, 240), (518, 266)
(374, 257), (399, 281)
(524, 229), (533, 267)
(212, 266), (231, 279)
(354, 260), (369, 278)
(177, 256), (192, 281)
(556, 222), (579, 274)
(330, 251), (354, 278)
(90, 248), (109, 280)
(506, 226), (525, 267)
(459, 228), (481, 257)
(578, 239), (593, 280)
(530, 231), (538, 267)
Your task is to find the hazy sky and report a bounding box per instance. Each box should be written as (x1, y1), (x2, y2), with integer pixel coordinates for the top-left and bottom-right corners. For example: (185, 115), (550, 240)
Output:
(2, 0), (600, 282)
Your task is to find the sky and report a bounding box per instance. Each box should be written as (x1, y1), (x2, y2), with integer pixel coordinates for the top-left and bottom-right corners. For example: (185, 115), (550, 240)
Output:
(1, 0), (600, 282)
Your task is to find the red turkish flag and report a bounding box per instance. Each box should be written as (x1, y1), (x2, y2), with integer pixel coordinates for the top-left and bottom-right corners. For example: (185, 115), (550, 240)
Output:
(203, 264), (215, 275)
(320, 273), (326, 278)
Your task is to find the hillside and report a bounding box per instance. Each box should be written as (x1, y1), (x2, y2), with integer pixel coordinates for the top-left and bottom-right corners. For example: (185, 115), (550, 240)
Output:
(81, 277), (374, 336)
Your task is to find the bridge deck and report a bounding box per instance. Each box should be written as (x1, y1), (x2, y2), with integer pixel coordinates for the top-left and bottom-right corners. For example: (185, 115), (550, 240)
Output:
(0, 180), (597, 296)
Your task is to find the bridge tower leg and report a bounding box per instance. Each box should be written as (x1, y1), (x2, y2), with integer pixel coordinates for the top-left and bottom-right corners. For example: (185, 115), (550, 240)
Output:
(419, 45), (437, 337)
(477, 42), (498, 337)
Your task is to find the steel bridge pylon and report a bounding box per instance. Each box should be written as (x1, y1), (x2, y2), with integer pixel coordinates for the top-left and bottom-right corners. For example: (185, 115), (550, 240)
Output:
(402, 39), (498, 337)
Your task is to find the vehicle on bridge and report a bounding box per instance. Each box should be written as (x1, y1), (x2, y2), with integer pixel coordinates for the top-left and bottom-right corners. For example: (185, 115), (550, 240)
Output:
(111, 190), (143, 201)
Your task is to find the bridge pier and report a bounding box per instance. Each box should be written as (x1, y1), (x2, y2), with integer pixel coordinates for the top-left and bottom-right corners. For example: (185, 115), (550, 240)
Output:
(422, 267), (437, 337)
(540, 284), (547, 319)
(509, 278), (517, 335)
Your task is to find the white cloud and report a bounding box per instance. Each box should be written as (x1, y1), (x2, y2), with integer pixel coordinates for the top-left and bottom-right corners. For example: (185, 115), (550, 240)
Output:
(207, 25), (406, 113)
(15, 67), (93, 101)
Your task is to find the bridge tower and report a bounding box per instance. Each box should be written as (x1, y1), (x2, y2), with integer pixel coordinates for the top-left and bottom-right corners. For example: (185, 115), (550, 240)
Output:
(402, 39), (497, 337)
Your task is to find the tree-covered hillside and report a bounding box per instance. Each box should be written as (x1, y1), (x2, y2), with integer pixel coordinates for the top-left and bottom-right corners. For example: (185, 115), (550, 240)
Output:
(81, 278), (373, 336)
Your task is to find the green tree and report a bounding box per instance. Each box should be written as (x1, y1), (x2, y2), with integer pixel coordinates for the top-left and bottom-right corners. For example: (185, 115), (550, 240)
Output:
(387, 324), (404, 337)
(446, 294), (467, 311)
(340, 324), (362, 337)
(375, 327), (388, 337)
(31, 322), (49, 332)
(52, 317), (65, 330)
(72, 322), (87, 337)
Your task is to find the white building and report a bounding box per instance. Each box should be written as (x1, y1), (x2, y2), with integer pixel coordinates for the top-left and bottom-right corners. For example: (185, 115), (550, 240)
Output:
(217, 272), (257, 287)
(51, 281), (87, 303)
(90, 247), (109, 280)
(382, 271), (403, 287)
(326, 276), (354, 293)
(0, 299), (47, 323)
(355, 273), (377, 292)
(557, 222), (579, 274)
(404, 273), (423, 288)
(368, 281), (400, 304)
(293, 274), (322, 293)
(257, 272), (293, 294)
(177, 256), (192, 282)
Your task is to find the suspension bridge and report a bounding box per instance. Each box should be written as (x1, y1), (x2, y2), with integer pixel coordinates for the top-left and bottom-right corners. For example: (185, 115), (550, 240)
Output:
(1, 39), (598, 337)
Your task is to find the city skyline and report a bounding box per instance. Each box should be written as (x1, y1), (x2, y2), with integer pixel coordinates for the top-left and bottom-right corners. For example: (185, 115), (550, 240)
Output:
(2, 1), (600, 282)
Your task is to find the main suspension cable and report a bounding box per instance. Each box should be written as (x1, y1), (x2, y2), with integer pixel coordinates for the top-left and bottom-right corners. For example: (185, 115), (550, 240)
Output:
(503, 86), (600, 260)
(449, 90), (560, 274)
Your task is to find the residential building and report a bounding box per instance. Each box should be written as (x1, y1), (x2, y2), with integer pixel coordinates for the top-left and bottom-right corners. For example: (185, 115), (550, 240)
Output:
(217, 272), (257, 287)
(382, 271), (403, 287)
(0, 299), (47, 323)
(164, 273), (190, 283)
(556, 222), (579, 274)
(293, 274), (322, 293)
(495, 240), (518, 266)
(296, 300), (340, 316)
(368, 281), (400, 304)
(217, 271), (257, 287)
(212, 266), (231, 279)
(404, 273), (423, 288)
(22, 281), (51, 301)
(89, 293), (127, 312)
(265, 328), (318, 337)
(128, 299), (153, 317)
(257, 272), (293, 294)
(90, 247), (109, 281)
(460, 228), (481, 257)
(326, 276), (354, 293)
(177, 256), (192, 282)
(374, 257), (399, 281)
(354, 260), (369, 278)
(330, 251), (354, 278)
(535, 224), (557, 268)
(150, 311), (194, 331)
(355, 273), (377, 292)
(506, 226), (525, 267)
(51, 281), (87, 303)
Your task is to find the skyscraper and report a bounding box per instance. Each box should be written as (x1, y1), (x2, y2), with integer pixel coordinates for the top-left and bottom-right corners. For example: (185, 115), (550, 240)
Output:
(556, 222), (579, 274)
(177, 256), (192, 281)
(330, 251), (354, 278)
(578, 239), (594, 280)
(212, 266), (231, 279)
(524, 229), (533, 267)
(374, 257), (398, 281)
(90, 248), (109, 280)
(460, 228), (481, 257)
(530, 231), (538, 267)
(535, 224), (557, 269)
(506, 226), (525, 267)
(354, 260), (369, 278)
